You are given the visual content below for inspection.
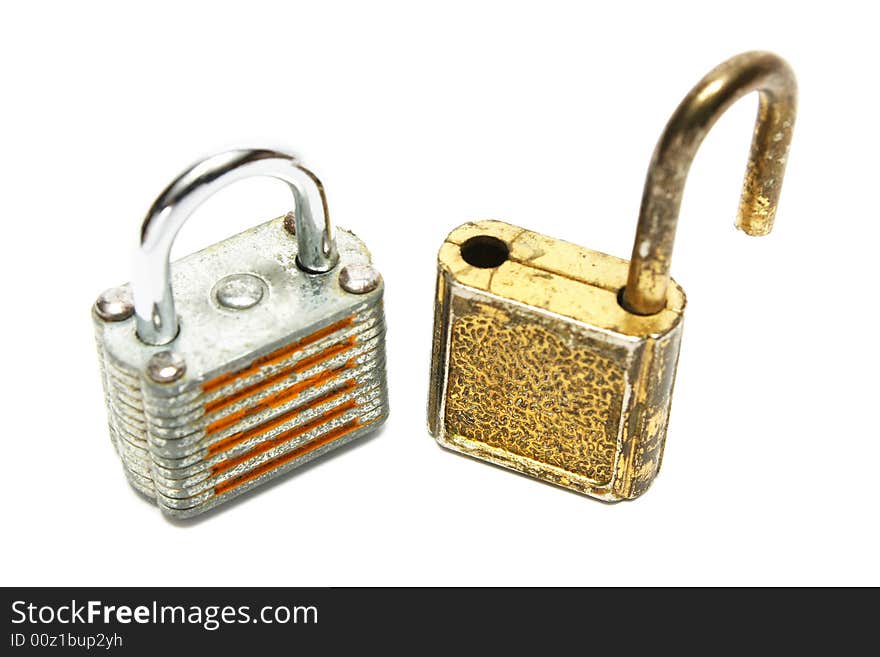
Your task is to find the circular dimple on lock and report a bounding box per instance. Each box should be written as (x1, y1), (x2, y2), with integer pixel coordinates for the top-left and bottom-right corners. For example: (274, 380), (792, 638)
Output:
(212, 273), (266, 310)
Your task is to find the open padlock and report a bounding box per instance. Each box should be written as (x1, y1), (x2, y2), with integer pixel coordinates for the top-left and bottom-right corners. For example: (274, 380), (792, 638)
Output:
(93, 149), (388, 518)
(428, 52), (797, 499)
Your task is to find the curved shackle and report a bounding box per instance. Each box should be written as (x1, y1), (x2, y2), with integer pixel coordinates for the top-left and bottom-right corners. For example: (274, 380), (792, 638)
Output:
(621, 51), (797, 316)
(133, 149), (339, 345)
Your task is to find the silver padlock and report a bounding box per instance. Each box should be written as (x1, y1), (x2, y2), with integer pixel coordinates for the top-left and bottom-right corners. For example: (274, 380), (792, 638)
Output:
(93, 149), (389, 518)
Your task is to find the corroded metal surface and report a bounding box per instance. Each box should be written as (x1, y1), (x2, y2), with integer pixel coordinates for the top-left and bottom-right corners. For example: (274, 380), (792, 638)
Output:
(623, 51), (797, 315)
(94, 217), (388, 518)
(429, 52), (796, 499)
(429, 220), (684, 500)
(446, 297), (625, 486)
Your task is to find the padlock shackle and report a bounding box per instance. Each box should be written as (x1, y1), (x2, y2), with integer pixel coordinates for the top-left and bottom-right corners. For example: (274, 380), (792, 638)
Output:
(133, 148), (339, 345)
(621, 51), (797, 316)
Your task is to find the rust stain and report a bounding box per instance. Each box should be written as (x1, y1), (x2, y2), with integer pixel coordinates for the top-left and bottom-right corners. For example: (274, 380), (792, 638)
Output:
(211, 399), (359, 478)
(205, 364), (351, 436)
(207, 380), (356, 457)
(204, 339), (355, 415)
(212, 419), (364, 497)
(201, 316), (355, 394)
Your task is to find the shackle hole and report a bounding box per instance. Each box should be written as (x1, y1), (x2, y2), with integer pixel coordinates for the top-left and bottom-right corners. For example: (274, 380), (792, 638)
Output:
(460, 235), (509, 269)
(617, 286), (661, 316)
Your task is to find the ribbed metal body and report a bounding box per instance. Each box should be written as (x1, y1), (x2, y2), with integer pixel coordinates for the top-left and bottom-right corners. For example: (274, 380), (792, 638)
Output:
(93, 218), (388, 518)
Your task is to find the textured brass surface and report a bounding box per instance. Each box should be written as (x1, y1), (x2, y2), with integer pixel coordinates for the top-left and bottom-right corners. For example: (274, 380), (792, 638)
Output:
(623, 51), (797, 315)
(446, 297), (625, 486)
(429, 220), (684, 500)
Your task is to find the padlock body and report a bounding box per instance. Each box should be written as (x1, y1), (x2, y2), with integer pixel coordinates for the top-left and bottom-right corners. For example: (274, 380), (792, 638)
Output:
(429, 220), (685, 500)
(94, 216), (388, 518)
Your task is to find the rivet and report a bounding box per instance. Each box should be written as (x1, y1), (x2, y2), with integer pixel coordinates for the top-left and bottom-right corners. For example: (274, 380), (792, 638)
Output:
(339, 264), (382, 295)
(147, 351), (186, 384)
(95, 287), (134, 322)
(283, 211), (297, 235)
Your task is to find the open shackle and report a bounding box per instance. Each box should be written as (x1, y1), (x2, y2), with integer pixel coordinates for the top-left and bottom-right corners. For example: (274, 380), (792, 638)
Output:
(621, 51), (798, 316)
(133, 148), (339, 345)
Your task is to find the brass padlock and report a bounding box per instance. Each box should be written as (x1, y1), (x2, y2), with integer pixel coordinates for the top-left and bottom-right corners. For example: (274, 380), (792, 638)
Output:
(93, 149), (388, 518)
(428, 52), (796, 500)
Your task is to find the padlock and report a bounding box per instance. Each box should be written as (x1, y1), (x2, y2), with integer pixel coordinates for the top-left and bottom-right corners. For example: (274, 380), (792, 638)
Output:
(428, 52), (796, 500)
(93, 149), (388, 518)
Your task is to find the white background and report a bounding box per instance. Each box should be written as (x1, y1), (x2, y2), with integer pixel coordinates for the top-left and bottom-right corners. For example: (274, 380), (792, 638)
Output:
(2, 1), (878, 586)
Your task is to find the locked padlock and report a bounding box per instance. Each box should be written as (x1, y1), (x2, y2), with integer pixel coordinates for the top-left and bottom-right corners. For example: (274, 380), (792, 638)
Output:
(428, 52), (796, 500)
(93, 149), (388, 518)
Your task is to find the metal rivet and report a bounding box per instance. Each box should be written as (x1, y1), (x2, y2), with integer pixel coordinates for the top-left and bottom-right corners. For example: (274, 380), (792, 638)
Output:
(283, 211), (297, 235)
(213, 274), (265, 310)
(339, 264), (382, 294)
(95, 287), (134, 322)
(147, 351), (186, 384)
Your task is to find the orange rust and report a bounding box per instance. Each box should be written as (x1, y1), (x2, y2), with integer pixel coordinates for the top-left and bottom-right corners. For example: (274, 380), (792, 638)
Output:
(211, 399), (359, 478)
(292, 341), (355, 376)
(204, 339), (355, 415)
(201, 316), (355, 394)
(261, 368), (350, 413)
(252, 318), (354, 369)
(213, 419), (364, 497)
(205, 365), (349, 436)
(207, 381), (357, 457)
(203, 406), (252, 438)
